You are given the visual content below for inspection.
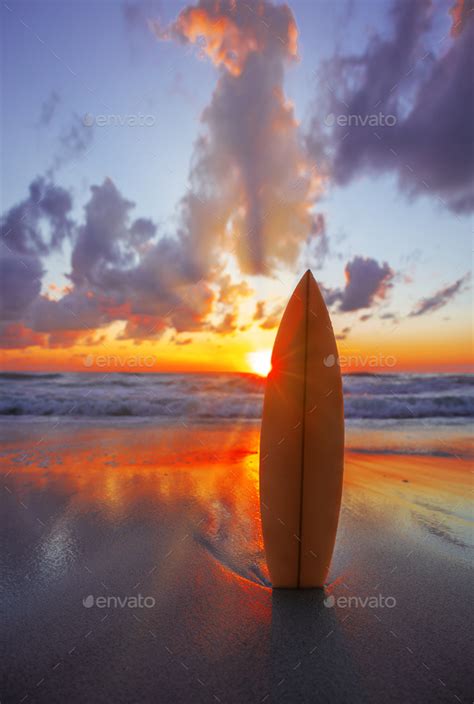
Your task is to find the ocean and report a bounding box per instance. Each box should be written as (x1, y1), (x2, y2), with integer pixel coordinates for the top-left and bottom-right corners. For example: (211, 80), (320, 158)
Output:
(1, 372), (472, 459)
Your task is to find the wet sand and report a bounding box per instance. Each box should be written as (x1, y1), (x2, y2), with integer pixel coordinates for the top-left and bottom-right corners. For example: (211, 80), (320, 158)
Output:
(1, 421), (472, 703)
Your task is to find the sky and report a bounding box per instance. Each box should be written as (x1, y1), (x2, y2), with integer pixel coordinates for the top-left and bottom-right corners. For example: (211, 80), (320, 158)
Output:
(0, 0), (472, 374)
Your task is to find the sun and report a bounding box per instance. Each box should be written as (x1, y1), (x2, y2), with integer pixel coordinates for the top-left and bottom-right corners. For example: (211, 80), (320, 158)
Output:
(247, 349), (272, 377)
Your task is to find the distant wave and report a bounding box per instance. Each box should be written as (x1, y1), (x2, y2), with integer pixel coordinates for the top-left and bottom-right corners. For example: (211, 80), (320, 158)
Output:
(0, 372), (472, 420)
(0, 396), (264, 419)
(0, 372), (63, 381)
(344, 395), (474, 419)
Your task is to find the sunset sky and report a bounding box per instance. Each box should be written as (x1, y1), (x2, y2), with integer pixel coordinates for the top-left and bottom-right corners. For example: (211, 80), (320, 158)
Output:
(1, 0), (472, 374)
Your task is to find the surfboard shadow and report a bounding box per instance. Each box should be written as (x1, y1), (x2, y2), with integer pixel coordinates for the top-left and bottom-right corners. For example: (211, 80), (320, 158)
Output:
(267, 589), (364, 702)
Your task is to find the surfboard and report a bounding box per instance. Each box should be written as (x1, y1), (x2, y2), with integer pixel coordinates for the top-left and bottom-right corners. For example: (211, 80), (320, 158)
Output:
(259, 270), (344, 588)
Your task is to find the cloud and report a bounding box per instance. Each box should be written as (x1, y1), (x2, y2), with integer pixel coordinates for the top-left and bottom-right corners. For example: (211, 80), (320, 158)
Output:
(2, 1), (335, 351)
(218, 274), (253, 304)
(172, 335), (192, 346)
(253, 301), (265, 321)
(154, 0), (326, 275)
(169, 281), (215, 332)
(260, 305), (283, 330)
(212, 311), (238, 335)
(308, 0), (474, 213)
(1, 175), (217, 347)
(2, 3), (412, 352)
(323, 256), (394, 312)
(38, 91), (60, 127)
(450, 0), (473, 36)
(28, 290), (112, 333)
(252, 299), (283, 329)
(55, 114), (93, 169)
(334, 326), (351, 341)
(1, 177), (73, 256)
(0, 255), (43, 320)
(123, 0), (160, 30)
(118, 314), (168, 341)
(335, 325), (351, 340)
(410, 273), (470, 316)
(0, 177), (73, 327)
(71, 178), (143, 286)
(0, 322), (47, 349)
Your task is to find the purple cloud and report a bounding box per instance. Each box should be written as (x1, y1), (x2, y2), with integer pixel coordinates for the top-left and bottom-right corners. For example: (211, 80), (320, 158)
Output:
(308, 0), (474, 213)
(410, 273), (470, 316)
(322, 256), (395, 312)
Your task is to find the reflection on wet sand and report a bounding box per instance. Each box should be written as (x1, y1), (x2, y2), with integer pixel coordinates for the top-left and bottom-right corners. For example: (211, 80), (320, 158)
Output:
(1, 422), (473, 703)
(1, 423), (471, 587)
(0, 423), (269, 585)
(343, 453), (473, 552)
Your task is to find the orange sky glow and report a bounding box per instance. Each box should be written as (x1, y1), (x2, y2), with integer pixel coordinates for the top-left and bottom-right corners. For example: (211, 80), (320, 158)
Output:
(1, 319), (471, 374)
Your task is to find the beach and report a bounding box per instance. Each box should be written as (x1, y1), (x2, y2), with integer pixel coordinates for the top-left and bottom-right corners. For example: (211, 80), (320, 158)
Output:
(1, 379), (472, 704)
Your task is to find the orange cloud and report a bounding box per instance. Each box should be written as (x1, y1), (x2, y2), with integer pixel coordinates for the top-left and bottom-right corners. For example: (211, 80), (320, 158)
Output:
(165, 0), (298, 76)
(0, 323), (46, 349)
(450, 0), (469, 36)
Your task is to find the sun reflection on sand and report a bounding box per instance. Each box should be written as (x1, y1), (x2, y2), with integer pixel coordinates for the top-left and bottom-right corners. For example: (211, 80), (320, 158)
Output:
(1, 422), (472, 593)
(1, 422), (270, 585)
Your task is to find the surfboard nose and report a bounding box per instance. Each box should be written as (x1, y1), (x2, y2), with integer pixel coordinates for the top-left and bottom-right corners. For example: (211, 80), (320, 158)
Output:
(298, 269), (313, 286)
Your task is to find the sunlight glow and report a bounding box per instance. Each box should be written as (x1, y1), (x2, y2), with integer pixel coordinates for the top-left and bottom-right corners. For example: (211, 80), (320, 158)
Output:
(247, 349), (272, 377)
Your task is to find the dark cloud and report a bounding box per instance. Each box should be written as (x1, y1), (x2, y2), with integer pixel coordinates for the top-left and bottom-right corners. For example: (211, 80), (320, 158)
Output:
(410, 273), (469, 316)
(38, 91), (60, 127)
(340, 257), (394, 311)
(323, 256), (394, 312)
(71, 179), (139, 286)
(29, 290), (112, 333)
(0, 177), (73, 332)
(88, 179), (215, 331)
(0, 255), (43, 320)
(0, 175), (219, 347)
(308, 0), (474, 213)
(64, 178), (216, 342)
(1, 177), (73, 256)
